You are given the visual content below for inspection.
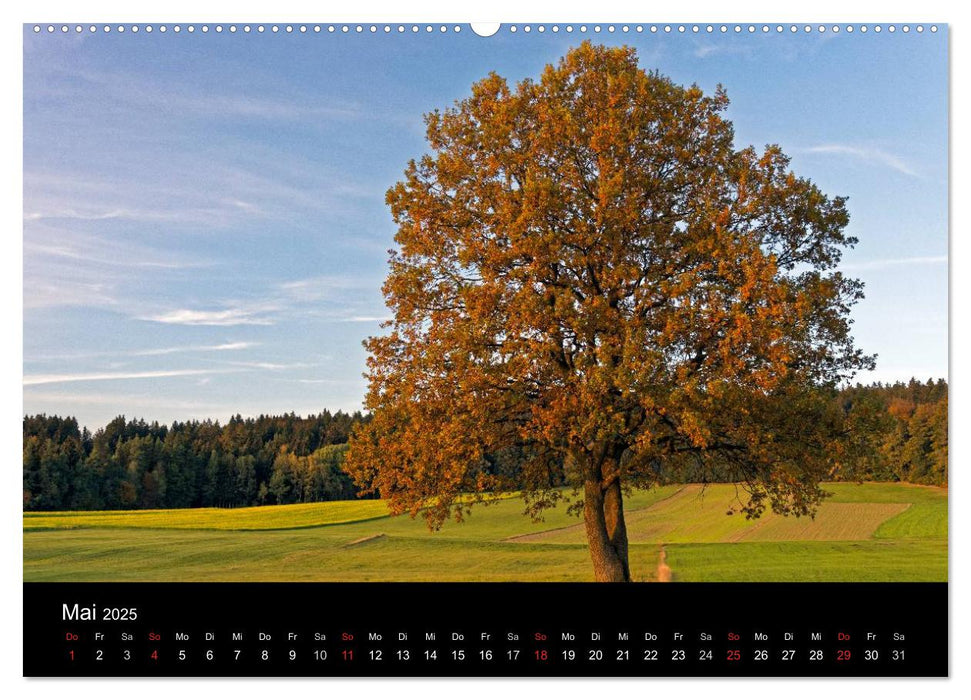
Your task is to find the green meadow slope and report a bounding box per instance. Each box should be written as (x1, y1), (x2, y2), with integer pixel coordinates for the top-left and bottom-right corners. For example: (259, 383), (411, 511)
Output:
(23, 482), (946, 582)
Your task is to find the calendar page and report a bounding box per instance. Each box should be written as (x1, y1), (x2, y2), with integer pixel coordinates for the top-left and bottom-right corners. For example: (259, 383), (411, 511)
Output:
(22, 21), (948, 677)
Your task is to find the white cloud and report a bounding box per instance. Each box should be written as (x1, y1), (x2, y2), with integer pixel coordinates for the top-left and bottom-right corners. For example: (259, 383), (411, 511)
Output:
(25, 281), (117, 310)
(801, 144), (920, 177)
(693, 43), (753, 59)
(25, 240), (210, 270)
(25, 208), (133, 221)
(22, 224), (215, 311)
(296, 378), (364, 385)
(227, 361), (313, 371)
(22, 207), (205, 224)
(23, 368), (245, 387)
(27, 61), (363, 124)
(841, 256), (947, 271)
(23, 152), (369, 234)
(140, 307), (277, 326)
(135, 341), (258, 356)
(181, 93), (360, 122)
(29, 342), (258, 362)
(23, 390), (226, 411)
(343, 315), (393, 323)
(279, 274), (382, 302)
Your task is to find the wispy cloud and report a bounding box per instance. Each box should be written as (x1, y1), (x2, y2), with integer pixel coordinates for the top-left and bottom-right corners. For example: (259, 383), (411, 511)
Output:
(279, 276), (350, 303)
(23, 173), (246, 227)
(342, 315), (393, 323)
(23, 389), (231, 412)
(226, 361), (313, 371)
(25, 208), (139, 222)
(22, 224), (217, 311)
(24, 140), (375, 233)
(800, 144), (920, 177)
(23, 368), (245, 387)
(172, 93), (360, 122)
(278, 274), (382, 302)
(296, 378), (364, 385)
(136, 341), (257, 356)
(135, 275), (389, 328)
(841, 255), (947, 271)
(25, 240), (210, 270)
(23, 277), (118, 310)
(28, 61), (362, 125)
(140, 307), (277, 326)
(29, 341), (258, 363)
(693, 43), (754, 59)
(25, 191), (258, 228)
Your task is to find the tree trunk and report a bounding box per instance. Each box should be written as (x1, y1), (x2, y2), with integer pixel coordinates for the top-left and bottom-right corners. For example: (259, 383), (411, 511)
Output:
(583, 475), (632, 582)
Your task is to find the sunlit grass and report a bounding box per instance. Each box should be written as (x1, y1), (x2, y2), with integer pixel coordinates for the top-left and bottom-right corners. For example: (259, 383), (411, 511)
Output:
(23, 482), (946, 582)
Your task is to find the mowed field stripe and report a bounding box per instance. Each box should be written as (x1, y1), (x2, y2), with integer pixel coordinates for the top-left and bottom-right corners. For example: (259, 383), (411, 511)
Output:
(731, 502), (909, 542)
(504, 485), (689, 543)
(509, 484), (912, 545)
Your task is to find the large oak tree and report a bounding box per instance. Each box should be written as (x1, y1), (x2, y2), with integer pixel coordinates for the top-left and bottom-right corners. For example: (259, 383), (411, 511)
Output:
(345, 43), (874, 582)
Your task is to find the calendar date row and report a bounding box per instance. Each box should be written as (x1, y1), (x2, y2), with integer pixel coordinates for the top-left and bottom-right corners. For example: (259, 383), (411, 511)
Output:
(64, 644), (908, 665)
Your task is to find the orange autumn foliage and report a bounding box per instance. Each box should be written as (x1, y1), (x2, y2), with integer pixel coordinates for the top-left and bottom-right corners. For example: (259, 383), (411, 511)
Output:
(345, 43), (873, 581)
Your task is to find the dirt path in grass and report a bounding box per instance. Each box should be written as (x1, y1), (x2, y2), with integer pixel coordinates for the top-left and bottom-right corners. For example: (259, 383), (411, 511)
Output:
(656, 546), (672, 582)
(342, 533), (386, 548)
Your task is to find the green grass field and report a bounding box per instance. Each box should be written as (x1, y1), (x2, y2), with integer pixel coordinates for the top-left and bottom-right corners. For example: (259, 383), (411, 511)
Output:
(22, 500), (391, 532)
(22, 482), (947, 583)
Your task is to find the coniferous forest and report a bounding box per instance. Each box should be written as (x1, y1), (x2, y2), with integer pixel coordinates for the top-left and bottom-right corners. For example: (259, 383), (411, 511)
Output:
(23, 410), (370, 511)
(22, 379), (947, 512)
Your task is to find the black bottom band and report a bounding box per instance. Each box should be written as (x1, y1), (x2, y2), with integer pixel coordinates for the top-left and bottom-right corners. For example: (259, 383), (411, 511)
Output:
(24, 582), (948, 677)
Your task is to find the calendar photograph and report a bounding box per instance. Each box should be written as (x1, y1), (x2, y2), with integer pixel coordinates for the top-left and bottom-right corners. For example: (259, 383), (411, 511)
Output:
(23, 23), (947, 595)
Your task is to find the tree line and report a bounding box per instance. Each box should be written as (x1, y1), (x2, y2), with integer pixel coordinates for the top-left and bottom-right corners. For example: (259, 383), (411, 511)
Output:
(653, 378), (947, 488)
(23, 411), (371, 511)
(838, 378), (948, 486)
(22, 379), (947, 512)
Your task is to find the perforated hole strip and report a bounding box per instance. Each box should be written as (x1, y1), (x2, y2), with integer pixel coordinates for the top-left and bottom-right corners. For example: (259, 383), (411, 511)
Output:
(31, 23), (940, 35)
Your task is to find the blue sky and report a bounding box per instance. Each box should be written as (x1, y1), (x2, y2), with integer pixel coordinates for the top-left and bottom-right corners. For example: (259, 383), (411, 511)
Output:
(22, 25), (948, 431)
